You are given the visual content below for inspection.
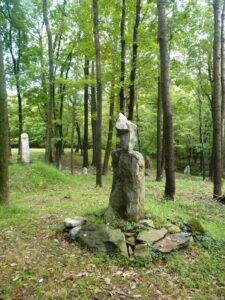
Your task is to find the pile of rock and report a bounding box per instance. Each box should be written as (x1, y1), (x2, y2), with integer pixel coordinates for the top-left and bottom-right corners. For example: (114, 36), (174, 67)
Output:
(61, 216), (192, 259)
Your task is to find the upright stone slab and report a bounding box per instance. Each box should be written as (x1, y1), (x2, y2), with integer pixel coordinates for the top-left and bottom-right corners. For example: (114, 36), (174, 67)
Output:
(106, 114), (145, 222)
(20, 133), (30, 164)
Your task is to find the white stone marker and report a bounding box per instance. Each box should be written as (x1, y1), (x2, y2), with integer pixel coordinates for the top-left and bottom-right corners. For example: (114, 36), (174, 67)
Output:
(20, 133), (30, 164)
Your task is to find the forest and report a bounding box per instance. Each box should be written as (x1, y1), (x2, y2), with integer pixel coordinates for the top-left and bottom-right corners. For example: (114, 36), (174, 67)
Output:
(0, 0), (225, 299)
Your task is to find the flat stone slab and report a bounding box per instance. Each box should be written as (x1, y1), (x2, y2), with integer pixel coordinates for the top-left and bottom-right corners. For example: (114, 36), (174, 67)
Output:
(137, 228), (167, 245)
(76, 224), (128, 257)
(134, 244), (149, 259)
(64, 217), (87, 228)
(153, 232), (191, 253)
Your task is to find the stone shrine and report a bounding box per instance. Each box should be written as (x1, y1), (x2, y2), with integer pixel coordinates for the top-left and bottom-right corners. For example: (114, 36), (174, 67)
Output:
(106, 113), (145, 222)
(20, 133), (30, 164)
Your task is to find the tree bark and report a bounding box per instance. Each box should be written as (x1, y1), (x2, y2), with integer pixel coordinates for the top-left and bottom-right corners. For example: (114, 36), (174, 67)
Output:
(156, 76), (162, 181)
(43, 0), (54, 164)
(136, 82), (141, 152)
(83, 58), (89, 168)
(212, 0), (222, 199)
(119, 0), (126, 114)
(198, 91), (205, 180)
(158, 0), (175, 199)
(221, 2), (225, 177)
(91, 61), (97, 166)
(0, 36), (9, 204)
(75, 122), (83, 154)
(55, 52), (72, 169)
(128, 0), (141, 121)
(70, 96), (76, 175)
(93, 0), (103, 187)
(102, 80), (115, 175)
(8, 20), (22, 157)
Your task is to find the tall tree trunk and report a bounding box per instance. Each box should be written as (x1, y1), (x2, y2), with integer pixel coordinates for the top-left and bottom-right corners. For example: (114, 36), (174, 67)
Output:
(83, 58), (89, 168)
(93, 0), (103, 187)
(43, 0), (54, 164)
(136, 82), (141, 152)
(75, 122), (83, 154)
(158, 0), (175, 199)
(55, 52), (72, 169)
(198, 91), (205, 180)
(119, 0), (126, 114)
(0, 36), (9, 204)
(212, 0), (222, 199)
(70, 96), (76, 175)
(221, 2), (225, 177)
(156, 76), (162, 181)
(8, 23), (22, 157)
(102, 80), (115, 175)
(91, 61), (97, 166)
(128, 0), (141, 121)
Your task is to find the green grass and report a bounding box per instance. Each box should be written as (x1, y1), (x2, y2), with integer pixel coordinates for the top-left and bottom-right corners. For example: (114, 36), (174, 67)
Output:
(0, 150), (224, 299)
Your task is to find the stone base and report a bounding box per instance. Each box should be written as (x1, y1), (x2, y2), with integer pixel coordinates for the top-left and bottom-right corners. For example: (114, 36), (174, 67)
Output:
(61, 216), (192, 258)
(107, 149), (145, 222)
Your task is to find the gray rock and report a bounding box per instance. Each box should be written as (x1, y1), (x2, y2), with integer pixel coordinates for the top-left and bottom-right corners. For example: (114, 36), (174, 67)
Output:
(137, 228), (167, 245)
(64, 216), (87, 228)
(139, 219), (155, 228)
(153, 232), (191, 253)
(134, 244), (149, 259)
(76, 224), (128, 257)
(69, 226), (82, 240)
(115, 113), (137, 151)
(144, 213), (152, 219)
(20, 133), (30, 164)
(127, 244), (134, 257)
(107, 150), (145, 222)
(166, 224), (181, 234)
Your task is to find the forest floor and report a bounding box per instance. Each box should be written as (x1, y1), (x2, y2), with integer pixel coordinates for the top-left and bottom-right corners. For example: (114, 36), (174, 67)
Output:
(0, 149), (225, 300)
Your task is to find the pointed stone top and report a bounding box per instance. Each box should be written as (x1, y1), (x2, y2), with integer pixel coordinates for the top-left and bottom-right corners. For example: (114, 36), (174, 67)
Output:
(21, 133), (29, 139)
(115, 113), (137, 151)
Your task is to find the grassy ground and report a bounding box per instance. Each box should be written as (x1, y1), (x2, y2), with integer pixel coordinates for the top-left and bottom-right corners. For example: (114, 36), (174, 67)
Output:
(0, 149), (225, 299)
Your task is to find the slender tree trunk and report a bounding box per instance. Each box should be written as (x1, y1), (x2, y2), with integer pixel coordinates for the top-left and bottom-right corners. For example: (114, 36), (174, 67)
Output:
(198, 91), (205, 180)
(221, 2), (225, 177)
(70, 97), (76, 175)
(17, 80), (22, 157)
(156, 76), (162, 181)
(83, 58), (89, 168)
(0, 36), (9, 204)
(93, 0), (103, 187)
(212, 0), (222, 199)
(119, 0), (126, 114)
(6, 113), (12, 162)
(43, 0), (54, 164)
(55, 52), (72, 169)
(158, 0), (175, 199)
(128, 0), (141, 121)
(8, 23), (22, 157)
(136, 82), (141, 152)
(161, 123), (165, 177)
(91, 61), (97, 166)
(102, 81), (115, 175)
(75, 122), (83, 154)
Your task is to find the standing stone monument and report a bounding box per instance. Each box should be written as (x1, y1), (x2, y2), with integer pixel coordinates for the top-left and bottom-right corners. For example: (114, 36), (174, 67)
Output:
(106, 113), (145, 222)
(20, 133), (30, 164)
